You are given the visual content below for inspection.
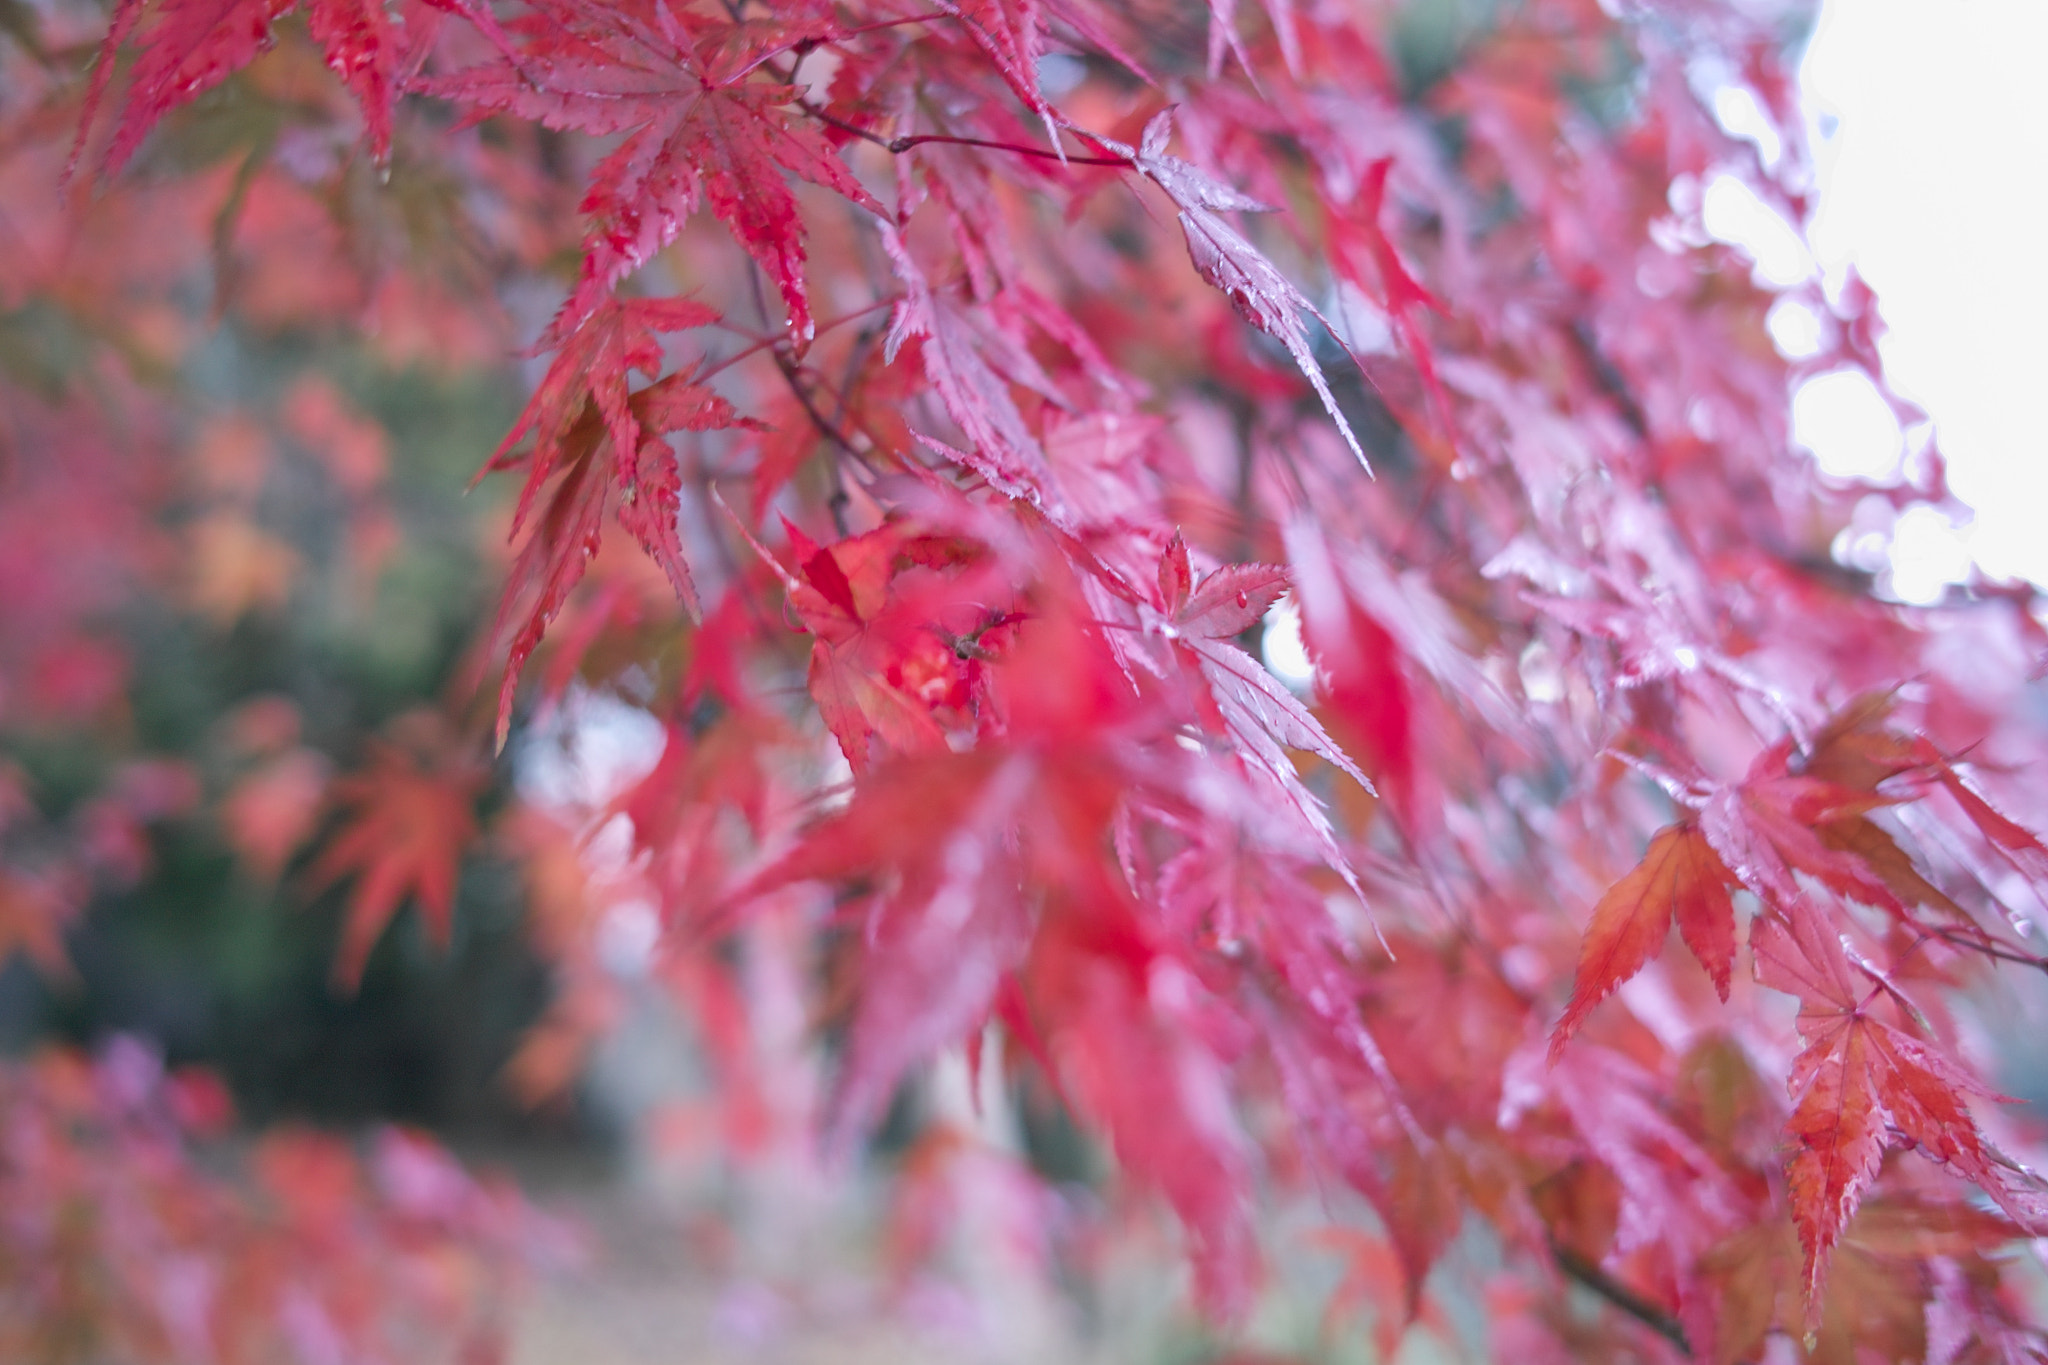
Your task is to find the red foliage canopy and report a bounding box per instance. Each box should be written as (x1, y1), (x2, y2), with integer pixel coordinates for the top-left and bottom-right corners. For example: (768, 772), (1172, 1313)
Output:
(6, 0), (2048, 1357)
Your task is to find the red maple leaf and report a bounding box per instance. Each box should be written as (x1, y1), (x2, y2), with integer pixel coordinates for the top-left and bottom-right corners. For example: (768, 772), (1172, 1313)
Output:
(880, 226), (1058, 505)
(1154, 537), (1372, 902)
(1024, 890), (1260, 1316)
(426, 5), (883, 341)
(71, 0), (401, 178)
(744, 732), (1122, 1149)
(1699, 695), (2038, 934)
(1160, 532), (1292, 638)
(487, 296), (756, 746)
(1752, 913), (2045, 1322)
(303, 717), (482, 990)
(1341, 158), (1454, 440)
(305, 0), (400, 160)
(1161, 538), (1362, 785)
(1549, 819), (1740, 1058)
(725, 507), (1008, 775)
(1283, 521), (1436, 832)
(1103, 110), (1370, 470)
(938, 0), (1053, 127)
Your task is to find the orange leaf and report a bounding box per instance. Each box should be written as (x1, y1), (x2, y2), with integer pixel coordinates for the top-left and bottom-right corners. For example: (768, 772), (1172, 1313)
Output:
(1752, 913), (2044, 1325)
(1780, 1007), (1887, 1323)
(221, 747), (331, 885)
(1551, 821), (1738, 1059)
(0, 869), (75, 979)
(304, 720), (481, 990)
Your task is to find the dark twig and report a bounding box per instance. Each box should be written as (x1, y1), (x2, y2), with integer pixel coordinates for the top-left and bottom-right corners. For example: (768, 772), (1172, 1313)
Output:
(886, 132), (1128, 166)
(793, 97), (1129, 168)
(1550, 1240), (1693, 1357)
(1924, 925), (2048, 975)
(771, 352), (872, 536)
(688, 296), (898, 386)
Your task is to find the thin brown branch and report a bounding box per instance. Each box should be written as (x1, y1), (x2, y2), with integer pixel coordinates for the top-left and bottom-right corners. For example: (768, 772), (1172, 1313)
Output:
(771, 353), (874, 537)
(1550, 1240), (1693, 1357)
(796, 99), (897, 150)
(792, 96), (1130, 168)
(689, 296), (899, 386)
(886, 132), (1129, 166)
(827, 10), (952, 41)
(1927, 925), (2048, 974)
(773, 354), (868, 466)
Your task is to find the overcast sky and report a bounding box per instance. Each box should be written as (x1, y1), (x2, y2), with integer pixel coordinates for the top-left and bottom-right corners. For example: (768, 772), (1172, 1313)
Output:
(1787, 0), (2048, 597)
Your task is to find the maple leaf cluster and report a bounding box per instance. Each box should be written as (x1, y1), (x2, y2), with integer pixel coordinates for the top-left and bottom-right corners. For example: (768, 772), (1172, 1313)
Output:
(0, 1037), (561, 1363)
(4, 0), (2048, 1357)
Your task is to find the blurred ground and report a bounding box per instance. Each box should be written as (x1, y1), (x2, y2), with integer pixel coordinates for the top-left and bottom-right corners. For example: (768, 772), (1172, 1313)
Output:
(508, 1221), (952, 1365)
(498, 1145), (1089, 1365)
(483, 992), (1472, 1365)
(491, 1148), (1449, 1365)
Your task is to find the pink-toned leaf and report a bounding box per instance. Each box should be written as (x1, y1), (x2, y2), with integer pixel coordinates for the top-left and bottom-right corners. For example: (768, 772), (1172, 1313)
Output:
(303, 723), (481, 990)
(307, 0), (398, 160)
(1177, 562), (1290, 640)
(1158, 532), (1193, 617)
(1103, 110), (1370, 471)
(487, 297), (749, 747)
(429, 17), (881, 341)
(78, 0), (295, 177)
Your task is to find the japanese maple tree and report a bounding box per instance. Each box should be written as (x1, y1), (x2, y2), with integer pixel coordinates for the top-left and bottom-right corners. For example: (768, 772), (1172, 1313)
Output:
(4, 0), (2048, 1358)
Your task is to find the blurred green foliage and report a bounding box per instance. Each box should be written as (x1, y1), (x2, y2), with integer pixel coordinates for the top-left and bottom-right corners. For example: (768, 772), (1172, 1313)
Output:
(0, 328), (572, 1135)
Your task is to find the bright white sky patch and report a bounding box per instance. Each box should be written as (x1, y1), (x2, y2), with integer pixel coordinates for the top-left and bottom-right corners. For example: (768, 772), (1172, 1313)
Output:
(516, 686), (666, 810)
(1888, 504), (1975, 606)
(1765, 298), (1826, 359)
(1701, 173), (1811, 288)
(1792, 368), (1902, 482)
(1261, 597), (1316, 690)
(1710, 83), (1785, 171)
(1799, 0), (2048, 588)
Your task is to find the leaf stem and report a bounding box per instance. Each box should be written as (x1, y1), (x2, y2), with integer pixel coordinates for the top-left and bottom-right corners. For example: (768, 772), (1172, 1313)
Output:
(1920, 924), (2048, 975)
(795, 97), (1129, 168)
(826, 10), (952, 41)
(885, 132), (1129, 166)
(689, 296), (899, 386)
(774, 354), (873, 471)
